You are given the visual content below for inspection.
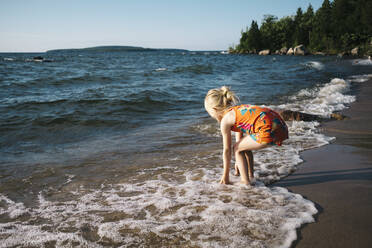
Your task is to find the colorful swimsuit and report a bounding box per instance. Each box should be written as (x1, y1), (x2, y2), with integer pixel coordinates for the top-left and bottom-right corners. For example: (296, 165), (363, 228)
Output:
(226, 104), (288, 146)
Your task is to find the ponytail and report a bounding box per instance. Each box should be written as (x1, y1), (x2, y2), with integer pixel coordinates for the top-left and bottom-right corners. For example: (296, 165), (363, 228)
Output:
(204, 86), (239, 111)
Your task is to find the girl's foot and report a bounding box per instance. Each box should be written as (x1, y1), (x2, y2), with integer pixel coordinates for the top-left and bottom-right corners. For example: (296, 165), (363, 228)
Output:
(239, 180), (250, 185)
(234, 165), (240, 176)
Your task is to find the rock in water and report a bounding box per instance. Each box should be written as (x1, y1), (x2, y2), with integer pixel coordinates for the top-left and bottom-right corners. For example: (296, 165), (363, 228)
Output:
(278, 110), (322, 121)
(294, 45), (308, 55)
(351, 47), (359, 56)
(278, 110), (347, 122)
(33, 56), (44, 62)
(259, 49), (270, 56)
(286, 48), (294, 55)
(330, 113), (348, 120)
(280, 47), (288, 55)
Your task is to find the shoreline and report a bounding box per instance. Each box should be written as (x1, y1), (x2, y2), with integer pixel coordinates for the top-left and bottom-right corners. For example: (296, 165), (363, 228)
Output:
(274, 78), (372, 247)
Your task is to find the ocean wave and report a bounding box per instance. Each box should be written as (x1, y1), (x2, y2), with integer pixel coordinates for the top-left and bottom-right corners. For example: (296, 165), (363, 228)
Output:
(173, 64), (213, 74)
(1, 88), (194, 112)
(304, 61), (325, 70)
(351, 58), (372, 66)
(279, 78), (355, 117)
(347, 74), (372, 83)
(0, 90), (197, 131)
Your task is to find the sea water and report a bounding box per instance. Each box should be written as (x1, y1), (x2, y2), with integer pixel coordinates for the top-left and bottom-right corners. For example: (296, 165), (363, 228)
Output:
(0, 51), (371, 247)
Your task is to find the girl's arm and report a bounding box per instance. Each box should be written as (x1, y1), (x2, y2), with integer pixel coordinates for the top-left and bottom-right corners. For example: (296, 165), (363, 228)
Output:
(220, 123), (232, 184)
(219, 111), (235, 184)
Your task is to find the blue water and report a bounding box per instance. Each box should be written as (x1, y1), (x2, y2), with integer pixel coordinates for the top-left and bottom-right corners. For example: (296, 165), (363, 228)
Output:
(0, 51), (371, 247)
(0, 52), (361, 165)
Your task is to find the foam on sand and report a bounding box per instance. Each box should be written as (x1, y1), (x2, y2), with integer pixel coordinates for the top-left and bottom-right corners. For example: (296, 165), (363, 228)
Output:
(0, 177), (317, 248)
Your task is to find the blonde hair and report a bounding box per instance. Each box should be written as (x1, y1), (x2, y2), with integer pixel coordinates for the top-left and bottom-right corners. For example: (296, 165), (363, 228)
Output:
(204, 86), (239, 112)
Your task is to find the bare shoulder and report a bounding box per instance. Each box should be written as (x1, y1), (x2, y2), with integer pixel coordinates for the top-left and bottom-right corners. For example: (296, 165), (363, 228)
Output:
(220, 109), (236, 130)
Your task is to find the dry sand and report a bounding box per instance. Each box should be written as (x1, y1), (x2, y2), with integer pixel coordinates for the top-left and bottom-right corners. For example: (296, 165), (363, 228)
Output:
(275, 79), (372, 248)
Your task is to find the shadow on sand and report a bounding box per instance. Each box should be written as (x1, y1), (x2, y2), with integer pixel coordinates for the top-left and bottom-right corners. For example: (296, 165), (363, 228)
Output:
(274, 167), (372, 188)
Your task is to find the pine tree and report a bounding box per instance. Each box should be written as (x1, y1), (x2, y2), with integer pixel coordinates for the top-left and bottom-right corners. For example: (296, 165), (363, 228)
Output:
(310, 0), (333, 51)
(302, 4), (314, 47)
(293, 8), (305, 46)
(260, 15), (279, 51)
(246, 21), (262, 52)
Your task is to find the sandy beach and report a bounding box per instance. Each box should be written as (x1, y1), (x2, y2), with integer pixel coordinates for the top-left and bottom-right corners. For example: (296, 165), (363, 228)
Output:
(275, 78), (372, 247)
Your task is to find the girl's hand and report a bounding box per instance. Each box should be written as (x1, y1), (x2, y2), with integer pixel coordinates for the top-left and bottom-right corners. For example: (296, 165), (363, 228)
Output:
(219, 176), (231, 185)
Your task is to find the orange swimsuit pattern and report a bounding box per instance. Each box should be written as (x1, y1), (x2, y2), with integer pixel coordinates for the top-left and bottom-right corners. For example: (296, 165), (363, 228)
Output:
(227, 104), (288, 146)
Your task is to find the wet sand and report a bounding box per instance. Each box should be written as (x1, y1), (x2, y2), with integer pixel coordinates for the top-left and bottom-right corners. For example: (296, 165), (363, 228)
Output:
(275, 78), (372, 247)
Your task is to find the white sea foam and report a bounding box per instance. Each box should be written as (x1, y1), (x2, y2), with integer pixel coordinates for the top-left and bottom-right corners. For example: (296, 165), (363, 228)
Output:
(155, 67), (167, 71)
(0, 177), (317, 248)
(0, 195), (28, 219)
(3, 57), (14, 61)
(352, 58), (372, 66)
(348, 74), (372, 83)
(305, 61), (324, 70)
(63, 174), (75, 185)
(280, 78), (355, 117)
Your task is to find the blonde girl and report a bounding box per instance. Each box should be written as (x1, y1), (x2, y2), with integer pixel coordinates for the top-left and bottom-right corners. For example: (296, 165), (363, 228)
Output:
(204, 86), (288, 185)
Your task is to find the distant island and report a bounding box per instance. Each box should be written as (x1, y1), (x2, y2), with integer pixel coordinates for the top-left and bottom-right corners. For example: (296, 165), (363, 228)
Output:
(229, 0), (372, 57)
(47, 46), (189, 53)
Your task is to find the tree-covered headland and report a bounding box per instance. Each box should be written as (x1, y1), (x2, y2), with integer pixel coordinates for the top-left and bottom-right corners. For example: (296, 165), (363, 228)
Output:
(230, 0), (372, 56)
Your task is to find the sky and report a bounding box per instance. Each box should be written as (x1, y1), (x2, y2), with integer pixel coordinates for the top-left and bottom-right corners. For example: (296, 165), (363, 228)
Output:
(0, 0), (324, 52)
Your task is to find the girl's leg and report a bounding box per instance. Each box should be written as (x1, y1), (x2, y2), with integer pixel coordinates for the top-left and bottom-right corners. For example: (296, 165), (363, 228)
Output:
(234, 149), (240, 176)
(234, 135), (268, 184)
(244, 151), (254, 180)
(234, 132), (244, 176)
(235, 150), (249, 184)
(235, 135), (268, 152)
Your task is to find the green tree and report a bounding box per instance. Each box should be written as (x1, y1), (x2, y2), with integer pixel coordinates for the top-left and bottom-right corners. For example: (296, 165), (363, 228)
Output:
(310, 0), (333, 51)
(293, 8), (306, 46)
(239, 27), (249, 52)
(331, 0), (355, 50)
(302, 4), (314, 47)
(275, 16), (295, 48)
(246, 21), (262, 52)
(260, 15), (280, 51)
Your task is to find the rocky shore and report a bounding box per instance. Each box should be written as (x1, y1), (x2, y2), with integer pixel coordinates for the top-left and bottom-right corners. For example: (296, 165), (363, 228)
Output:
(229, 42), (372, 58)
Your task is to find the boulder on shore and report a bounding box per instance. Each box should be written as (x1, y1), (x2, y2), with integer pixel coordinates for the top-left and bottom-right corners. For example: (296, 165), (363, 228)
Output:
(286, 48), (294, 55)
(294, 45), (308, 55)
(351, 47), (359, 56)
(280, 47), (288, 55)
(250, 49), (257, 54)
(259, 49), (270, 55)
